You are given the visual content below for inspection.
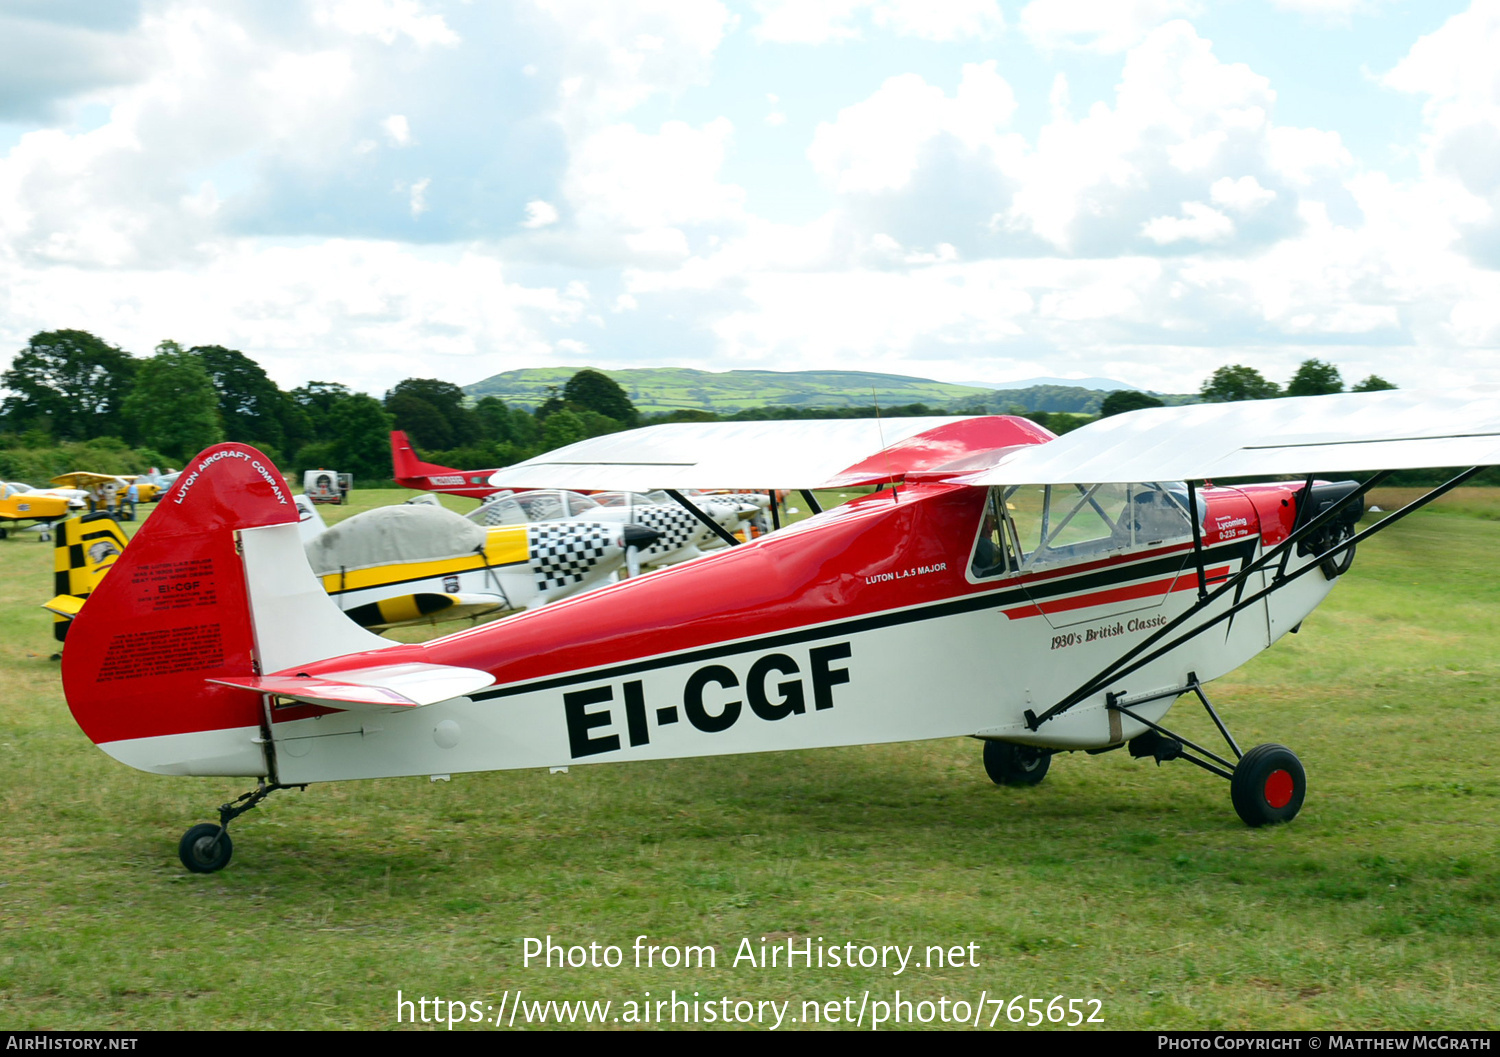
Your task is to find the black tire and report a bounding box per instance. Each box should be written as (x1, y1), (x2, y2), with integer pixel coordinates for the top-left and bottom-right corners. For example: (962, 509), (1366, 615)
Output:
(1230, 743), (1306, 827)
(179, 823), (233, 873)
(983, 741), (1051, 786)
(1317, 524), (1355, 579)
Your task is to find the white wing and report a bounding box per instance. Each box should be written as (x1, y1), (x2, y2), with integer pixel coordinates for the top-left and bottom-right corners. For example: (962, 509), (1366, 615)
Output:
(487, 417), (979, 491)
(968, 388), (1500, 485)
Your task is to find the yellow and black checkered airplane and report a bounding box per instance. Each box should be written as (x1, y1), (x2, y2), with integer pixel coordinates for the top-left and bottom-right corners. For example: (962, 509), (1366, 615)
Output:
(43, 512), (129, 642)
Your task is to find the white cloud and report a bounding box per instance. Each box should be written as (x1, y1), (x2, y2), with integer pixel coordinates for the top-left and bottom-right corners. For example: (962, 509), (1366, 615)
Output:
(530, 0), (732, 129)
(562, 117), (745, 260)
(0, 240), (589, 394)
(1141, 201), (1234, 244)
(523, 200), (560, 228)
(808, 62), (1018, 194)
(1210, 175), (1277, 213)
(1019, 0), (1200, 54)
(311, 0), (460, 48)
(751, 0), (1003, 43)
(407, 177), (430, 217)
(382, 114), (411, 146)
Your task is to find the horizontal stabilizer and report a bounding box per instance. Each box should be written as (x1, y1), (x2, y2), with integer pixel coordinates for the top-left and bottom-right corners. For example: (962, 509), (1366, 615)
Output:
(208, 662), (495, 712)
(43, 594), (85, 618)
(968, 387), (1500, 485)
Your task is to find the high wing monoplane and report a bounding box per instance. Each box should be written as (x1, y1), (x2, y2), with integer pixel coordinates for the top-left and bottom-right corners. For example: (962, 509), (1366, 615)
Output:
(56, 397), (1500, 873)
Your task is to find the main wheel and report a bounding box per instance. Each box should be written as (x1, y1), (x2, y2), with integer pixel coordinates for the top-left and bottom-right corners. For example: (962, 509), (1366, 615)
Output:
(179, 823), (233, 873)
(1317, 522), (1356, 578)
(1230, 744), (1306, 827)
(983, 741), (1051, 786)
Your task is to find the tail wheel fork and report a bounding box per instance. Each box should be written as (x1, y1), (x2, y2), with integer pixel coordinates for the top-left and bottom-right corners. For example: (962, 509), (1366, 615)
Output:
(1107, 673), (1307, 828)
(177, 781), (305, 873)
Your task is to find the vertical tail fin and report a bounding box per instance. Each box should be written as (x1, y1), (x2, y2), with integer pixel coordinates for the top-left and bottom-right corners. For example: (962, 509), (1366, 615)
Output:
(390, 429), (459, 483)
(60, 444), (389, 776)
(44, 512), (128, 642)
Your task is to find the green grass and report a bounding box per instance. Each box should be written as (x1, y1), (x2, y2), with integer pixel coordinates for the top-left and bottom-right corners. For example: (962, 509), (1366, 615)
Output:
(1, 490), (1498, 1029)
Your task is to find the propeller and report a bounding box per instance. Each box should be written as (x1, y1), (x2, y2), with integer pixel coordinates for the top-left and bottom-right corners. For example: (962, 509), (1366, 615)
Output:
(621, 523), (662, 579)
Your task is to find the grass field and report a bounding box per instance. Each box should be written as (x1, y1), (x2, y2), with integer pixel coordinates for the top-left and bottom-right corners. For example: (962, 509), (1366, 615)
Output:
(1, 487), (1497, 1031)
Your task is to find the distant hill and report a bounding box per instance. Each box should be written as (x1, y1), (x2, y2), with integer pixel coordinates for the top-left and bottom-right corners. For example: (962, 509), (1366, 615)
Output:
(463, 366), (1185, 416)
(958, 375), (1142, 392)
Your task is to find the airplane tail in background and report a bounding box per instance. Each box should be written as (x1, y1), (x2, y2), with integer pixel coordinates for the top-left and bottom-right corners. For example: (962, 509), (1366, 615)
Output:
(60, 444), (392, 777)
(44, 512), (128, 642)
(390, 429), (458, 482)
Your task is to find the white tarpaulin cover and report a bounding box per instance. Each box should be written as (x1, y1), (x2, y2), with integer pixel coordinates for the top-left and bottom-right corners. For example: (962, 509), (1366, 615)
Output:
(966, 388), (1500, 485)
(304, 504), (486, 575)
(485, 418), (981, 492)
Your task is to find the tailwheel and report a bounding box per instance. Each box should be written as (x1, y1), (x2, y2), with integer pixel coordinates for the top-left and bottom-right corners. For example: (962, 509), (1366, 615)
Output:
(1230, 743), (1306, 827)
(179, 823), (233, 873)
(982, 741), (1052, 786)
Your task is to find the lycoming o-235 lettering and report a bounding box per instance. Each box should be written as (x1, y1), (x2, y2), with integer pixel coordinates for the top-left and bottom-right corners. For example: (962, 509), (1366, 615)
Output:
(564, 643), (853, 758)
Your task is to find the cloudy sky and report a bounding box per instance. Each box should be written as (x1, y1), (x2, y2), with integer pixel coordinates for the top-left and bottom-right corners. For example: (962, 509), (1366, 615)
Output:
(2, 0), (1498, 398)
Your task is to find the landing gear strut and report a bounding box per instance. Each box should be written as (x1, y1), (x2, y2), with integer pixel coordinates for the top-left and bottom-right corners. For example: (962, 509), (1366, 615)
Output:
(177, 781), (304, 873)
(1108, 673), (1307, 827)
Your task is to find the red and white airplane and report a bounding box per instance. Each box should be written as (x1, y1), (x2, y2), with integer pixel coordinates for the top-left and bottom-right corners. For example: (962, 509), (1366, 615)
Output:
(59, 395), (1500, 872)
(390, 429), (504, 500)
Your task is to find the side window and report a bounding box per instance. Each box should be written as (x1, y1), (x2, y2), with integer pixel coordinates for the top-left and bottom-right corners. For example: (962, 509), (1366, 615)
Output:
(970, 488), (1018, 579)
(997, 482), (1198, 571)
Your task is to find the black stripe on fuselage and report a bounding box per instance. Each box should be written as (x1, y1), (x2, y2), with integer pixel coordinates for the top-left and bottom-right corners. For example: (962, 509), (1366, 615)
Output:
(470, 537), (1261, 702)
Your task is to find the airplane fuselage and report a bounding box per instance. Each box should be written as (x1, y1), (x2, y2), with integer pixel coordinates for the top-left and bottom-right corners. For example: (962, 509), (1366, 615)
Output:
(254, 479), (1330, 784)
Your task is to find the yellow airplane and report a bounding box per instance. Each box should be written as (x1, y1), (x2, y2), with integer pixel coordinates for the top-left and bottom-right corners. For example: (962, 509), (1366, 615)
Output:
(45, 498), (661, 637)
(0, 483), (73, 540)
(49, 470), (161, 512)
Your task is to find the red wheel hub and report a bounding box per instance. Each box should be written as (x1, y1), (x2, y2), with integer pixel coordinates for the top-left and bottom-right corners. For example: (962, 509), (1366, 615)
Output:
(1264, 769), (1294, 809)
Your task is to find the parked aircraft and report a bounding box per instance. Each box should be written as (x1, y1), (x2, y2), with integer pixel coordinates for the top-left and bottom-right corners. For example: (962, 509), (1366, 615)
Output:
(0, 484), (73, 540)
(469, 488), (758, 569)
(55, 398), (1497, 873)
(390, 430), (503, 500)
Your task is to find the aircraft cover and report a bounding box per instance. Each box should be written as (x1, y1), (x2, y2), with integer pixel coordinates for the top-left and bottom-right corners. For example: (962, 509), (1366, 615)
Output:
(304, 505), (486, 576)
(967, 387), (1500, 485)
(486, 417), (1001, 492)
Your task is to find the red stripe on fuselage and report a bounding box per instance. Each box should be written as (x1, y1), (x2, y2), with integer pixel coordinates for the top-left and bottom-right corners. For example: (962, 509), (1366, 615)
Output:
(1001, 564), (1232, 620)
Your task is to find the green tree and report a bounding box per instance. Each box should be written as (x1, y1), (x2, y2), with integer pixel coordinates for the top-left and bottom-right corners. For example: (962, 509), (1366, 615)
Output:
(326, 393), (395, 480)
(193, 345), (308, 450)
(121, 341), (224, 460)
(1352, 374), (1397, 392)
(563, 368), (637, 425)
(0, 329), (139, 440)
(1286, 359), (1344, 396)
(290, 381), (352, 443)
(541, 408), (586, 451)
(384, 378), (479, 450)
(1100, 390), (1165, 417)
(1200, 365), (1281, 403)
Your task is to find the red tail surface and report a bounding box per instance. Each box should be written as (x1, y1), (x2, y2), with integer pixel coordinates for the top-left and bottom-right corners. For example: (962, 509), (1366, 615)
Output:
(390, 429), (459, 482)
(62, 445), (298, 756)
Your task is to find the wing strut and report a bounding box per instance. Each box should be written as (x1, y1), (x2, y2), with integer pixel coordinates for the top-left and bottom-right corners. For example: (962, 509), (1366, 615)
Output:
(1025, 466), (1485, 731)
(663, 489), (741, 547)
